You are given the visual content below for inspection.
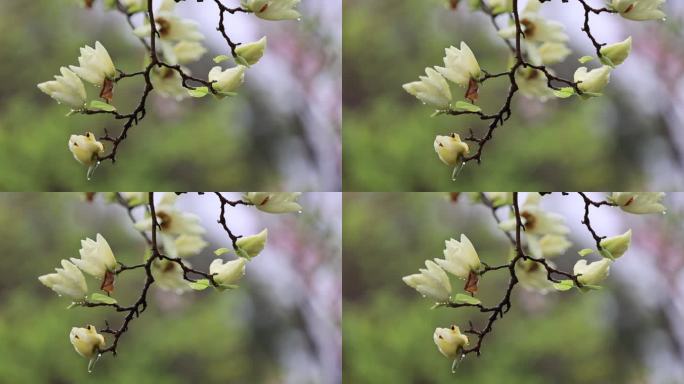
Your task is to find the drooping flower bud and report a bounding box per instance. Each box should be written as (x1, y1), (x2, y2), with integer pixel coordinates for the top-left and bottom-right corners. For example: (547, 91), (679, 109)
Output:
(210, 258), (248, 286)
(68, 133), (104, 166)
(434, 134), (469, 166)
(236, 229), (268, 258)
(600, 230), (632, 259)
(434, 325), (469, 359)
(208, 65), (246, 95)
(70, 325), (105, 359)
(574, 66), (612, 95)
(574, 258), (612, 286)
(235, 37), (267, 66)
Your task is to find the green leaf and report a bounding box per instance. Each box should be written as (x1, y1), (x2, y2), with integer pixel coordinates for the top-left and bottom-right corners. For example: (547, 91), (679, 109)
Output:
(89, 293), (117, 305)
(214, 248), (231, 256)
(188, 87), (209, 98)
(453, 293), (481, 305)
(452, 101), (482, 113)
(213, 55), (231, 64)
(89, 100), (117, 112)
(578, 55), (594, 64)
(189, 279), (211, 291)
(553, 280), (574, 292)
(578, 248), (594, 257)
(553, 87), (575, 99)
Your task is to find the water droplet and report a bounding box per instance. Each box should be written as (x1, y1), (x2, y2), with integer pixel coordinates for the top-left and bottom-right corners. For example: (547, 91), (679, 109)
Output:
(87, 353), (101, 373)
(86, 161), (101, 181)
(451, 162), (465, 181)
(451, 352), (466, 373)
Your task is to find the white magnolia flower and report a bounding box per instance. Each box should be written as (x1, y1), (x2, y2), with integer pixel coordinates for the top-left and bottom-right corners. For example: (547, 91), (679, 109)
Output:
(600, 229), (632, 259)
(244, 192), (303, 214)
(609, 192), (666, 214)
(70, 234), (117, 279)
(434, 134), (469, 166)
(574, 258), (612, 285)
(402, 260), (452, 302)
(241, 0), (301, 21)
(434, 325), (469, 359)
(134, 0), (204, 42)
(174, 234), (208, 258)
(600, 37), (632, 66)
(434, 42), (482, 88)
(208, 65), (246, 95)
(210, 258), (248, 286)
(68, 133), (104, 166)
(537, 42), (572, 65)
(499, 0), (568, 43)
(235, 37), (267, 66)
(70, 325), (105, 359)
(38, 260), (88, 299)
(610, 0), (666, 21)
(515, 259), (554, 293)
(537, 234), (572, 258)
(151, 259), (192, 293)
(37, 67), (87, 108)
(150, 66), (188, 101)
(499, 193), (569, 236)
(162, 41), (207, 65)
(403, 67), (452, 108)
(574, 66), (612, 95)
(69, 42), (116, 86)
(515, 67), (555, 101)
(134, 193), (206, 236)
(434, 234), (482, 279)
(236, 229), (268, 258)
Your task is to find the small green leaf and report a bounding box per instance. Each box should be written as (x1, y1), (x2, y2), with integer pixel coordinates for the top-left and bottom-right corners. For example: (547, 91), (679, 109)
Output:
(188, 87), (209, 98)
(578, 56), (594, 64)
(553, 87), (575, 99)
(452, 101), (482, 113)
(89, 100), (117, 112)
(553, 280), (574, 292)
(453, 293), (481, 305)
(214, 248), (231, 256)
(578, 248), (594, 257)
(89, 293), (117, 305)
(189, 279), (210, 291)
(213, 55), (231, 64)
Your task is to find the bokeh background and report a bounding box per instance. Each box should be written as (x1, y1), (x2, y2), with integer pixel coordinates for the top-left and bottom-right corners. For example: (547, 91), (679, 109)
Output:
(0, 192), (341, 383)
(0, 1), (341, 191)
(343, 0), (684, 191)
(343, 192), (684, 383)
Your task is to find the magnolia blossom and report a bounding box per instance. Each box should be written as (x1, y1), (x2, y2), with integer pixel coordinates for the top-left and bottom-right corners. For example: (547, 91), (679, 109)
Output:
(537, 42), (572, 65)
(236, 229), (268, 258)
(515, 259), (554, 293)
(174, 234), (208, 258)
(609, 192), (666, 214)
(70, 325), (105, 359)
(499, 193), (569, 236)
(70, 234), (117, 279)
(403, 67), (452, 108)
(241, 0), (301, 21)
(434, 234), (481, 279)
(574, 258), (612, 285)
(574, 66), (612, 95)
(134, 0), (204, 42)
(68, 133), (104, 166)
(210, 258), (247, 286)
(434, 42), (482, 88)
(208, 65), (246, 95)
(600, 229), (632, 259)
(37, 67), (87, 108)
(537, 234), (572, 258)
(600, 37), (632, 66)
(499, 0), (568, 43)
(38, 260), (88, 299)
(235, 37), (267, 66)
(151, 259), (191, 293)
(134, 193), (206, 236)
(610, 0), (666, 21)
(515, 67), (555, 101)
(402, 260), (452, 302)
(69, 42), (116, 86)
(434, 134), (469, 166)
(434, 326), (469, 359)
(166, 41), (207, 65)
(244, 192), (303, 213)
(150, 66), (188, 101)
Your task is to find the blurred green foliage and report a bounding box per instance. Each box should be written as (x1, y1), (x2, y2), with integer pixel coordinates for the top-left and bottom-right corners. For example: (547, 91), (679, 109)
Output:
(342, 0), (658, 191)
(342, 193), (646, 383)
(0, 1), (319, 190)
